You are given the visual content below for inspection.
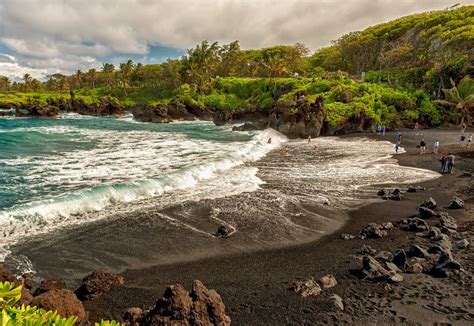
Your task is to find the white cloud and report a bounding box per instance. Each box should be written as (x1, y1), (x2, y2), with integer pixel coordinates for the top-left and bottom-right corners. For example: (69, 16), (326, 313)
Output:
(0, 0), (472, 78)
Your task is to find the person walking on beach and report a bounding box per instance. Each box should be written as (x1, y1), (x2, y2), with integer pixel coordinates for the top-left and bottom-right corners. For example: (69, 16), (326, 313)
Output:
(433, 140), (440, 153)
(397, 133), (402, 144)
(447, 153), (455, 173)
(468, 133), (472, 147)
(382, 125), (386, 136)
(459, 134), (466, 146)
(419, 139), (426, 154)
(395, 141), (401, 153)
(439, 154), (447, 173)
(414, 122), (419, 135)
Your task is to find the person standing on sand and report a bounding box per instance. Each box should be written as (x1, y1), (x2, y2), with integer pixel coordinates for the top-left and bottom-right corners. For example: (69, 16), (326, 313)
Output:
(267, 137), (272, 144)
(433, 140), (440, 153)
(414, 122), (419, 135)
(447, 153), (455, 173)
(376, 125), (381, 135)
(307, 135), (311, 143)
(395, 141), (401, 153)
(459, 134), (466, 146)
(468, 133), (472, 147)
(439, 154), (447, 173)
(382, 125), (386, 136)
(397, 133), (402, 144)
(419, 139), (426, 154)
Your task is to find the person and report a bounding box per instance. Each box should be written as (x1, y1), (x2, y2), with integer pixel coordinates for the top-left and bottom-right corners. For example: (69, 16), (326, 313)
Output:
(382, 125), (386, 136)
(267, 137), (272, 144)
(307, 135), (311, 143)
(419, 139), (426, 154)
(439, 154), (447, 173)
(461, 123), (466, 134)
(459, 134), (466, 146)
(414, 122), (419, 135)
(447, 153), (455, 173)
(397, 133), (402, 144)
(395, 141), (401, 153)
(468, 133), (472, 147)
(433, 140), (440, 153)
(376, 125), (381, 135)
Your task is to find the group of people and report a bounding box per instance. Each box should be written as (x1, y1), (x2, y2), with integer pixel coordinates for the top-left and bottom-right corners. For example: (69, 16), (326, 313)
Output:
(376, 125), (387, 136)
(418, 138), (440, 154)
(439, 153), (455, 173)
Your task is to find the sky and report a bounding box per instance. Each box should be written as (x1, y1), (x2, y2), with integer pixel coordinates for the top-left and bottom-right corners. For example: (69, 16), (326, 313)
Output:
(0, 0), (472, 80)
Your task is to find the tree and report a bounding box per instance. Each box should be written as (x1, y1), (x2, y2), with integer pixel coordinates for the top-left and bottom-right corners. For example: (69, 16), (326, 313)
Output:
(22, 73), (33, 92)
(74, 70), (83, 88)
(0, 75), (11, 90)
(181, 40), (220, 93)
(87, 68), (97, 89)
(101, 63), (115, 89)
(435, 76), (474, 125)
(119, 59), (134, 93)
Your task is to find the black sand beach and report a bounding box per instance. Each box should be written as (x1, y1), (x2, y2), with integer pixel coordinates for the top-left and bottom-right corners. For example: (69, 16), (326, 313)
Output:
(7, 129), (474, 325)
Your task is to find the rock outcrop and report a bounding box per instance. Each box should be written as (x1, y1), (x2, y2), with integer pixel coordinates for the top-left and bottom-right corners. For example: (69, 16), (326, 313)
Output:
(32, 289), (87, 322)
(75, 270), (124, 301)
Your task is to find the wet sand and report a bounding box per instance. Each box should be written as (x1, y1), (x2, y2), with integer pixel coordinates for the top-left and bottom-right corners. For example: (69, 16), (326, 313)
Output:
(8, 129), (474, 324)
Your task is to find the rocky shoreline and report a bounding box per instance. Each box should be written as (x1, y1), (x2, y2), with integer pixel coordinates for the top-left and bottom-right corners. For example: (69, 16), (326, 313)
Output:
(1, 130), (472, 324)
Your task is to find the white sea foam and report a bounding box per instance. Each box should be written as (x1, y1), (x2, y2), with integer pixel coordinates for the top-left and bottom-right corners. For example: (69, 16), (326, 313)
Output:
(0, 122), (285, 260)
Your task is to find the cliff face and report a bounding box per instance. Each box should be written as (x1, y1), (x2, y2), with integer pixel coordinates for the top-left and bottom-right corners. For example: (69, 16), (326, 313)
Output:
(132, 100), (214, 123)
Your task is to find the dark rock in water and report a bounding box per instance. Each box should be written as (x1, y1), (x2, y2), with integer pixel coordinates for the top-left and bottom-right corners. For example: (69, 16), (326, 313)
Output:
(455, 239), (470, 250)
(330, 294), (344, 311)
(319, 274), (337, 289)
(406, 263), (424, 274)
(448, 197), (464, 209)
(396, 217), (429, 232)
(35, 278), (67, 295)
(232, 122), (261, 131)
(75, 270), (125, 301)
(391, 250), (408, 269)
(431, 253), (461, 278)
(358, 245), (377, 255)
(292, 277), (322, 297)
(419, 197), (437, 210)
(214, 225), (233, 238)
(388, 190), (402, 201)
(340, 233), (355, 240)
(407, 185), (417, 193)
(123, 307), (143, 324)
(141, 280), (231, 325)
(437, 213), (457, 231)
(360, 223), (388, 239)
(68, 96), (125, 116)
(418, 206), (438, 219)
(408, 245), (430, 258)
(377, 189), (388, 196)
(32, 289), (87, 322)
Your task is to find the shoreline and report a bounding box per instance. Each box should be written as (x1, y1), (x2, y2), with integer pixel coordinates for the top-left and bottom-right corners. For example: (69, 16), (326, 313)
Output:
(5, 129), (474, 324)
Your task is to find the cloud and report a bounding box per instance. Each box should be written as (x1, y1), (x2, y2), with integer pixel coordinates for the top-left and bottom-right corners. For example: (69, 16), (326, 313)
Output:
(0, 0), (472, 78)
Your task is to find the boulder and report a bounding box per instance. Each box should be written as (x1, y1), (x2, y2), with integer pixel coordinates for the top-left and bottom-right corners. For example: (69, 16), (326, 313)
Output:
(397, 217), (429, 232)
(382, 222), (394, 230)
(408, 245), (430, 258)
(32, 289), (86, 322)
(406, 263), (424, 274)
(437, 213), (457, 232)
(330, 294), (344, 311)
(359, 223), (388, 239)
(232, 122), (261, 131)
(385, 262), (401, 273)
(374, 250), (393, 262)
(35, 278), (67, 295)
(448, 197), (464, 209)
(361, 256), (391, 281)
(391, 250), (408, 269)
(123, 307), (143, 324)
(292, 278), (322, 297)
(455, 239), (470, 250)
(75, 270), (124, 301)
(377, 189), (388, 196)
(0, 267), (15, 283)
(428, 226), (441, 239)
(430, 253), (461, 278)
(419, 198), (437, 210)
(319, 274), (337, 289)
(214, 225), (233, 238)
(358, 245), (377, 255)
(389, 274), (404, 283)
(407, 185), (417, 193)
(141, 280), (231, 325)
(418, 207), (438, 219)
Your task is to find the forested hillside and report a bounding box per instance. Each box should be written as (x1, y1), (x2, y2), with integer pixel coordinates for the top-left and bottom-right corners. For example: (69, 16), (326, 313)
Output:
(0, 6), (472, 128)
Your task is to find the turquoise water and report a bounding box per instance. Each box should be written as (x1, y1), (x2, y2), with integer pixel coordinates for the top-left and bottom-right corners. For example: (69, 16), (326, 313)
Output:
(0, 114), (285, 257)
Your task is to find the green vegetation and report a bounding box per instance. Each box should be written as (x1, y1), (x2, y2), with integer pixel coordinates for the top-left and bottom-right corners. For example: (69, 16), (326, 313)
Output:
(0, 6), (472, 127)
(0, 281), (120, 325)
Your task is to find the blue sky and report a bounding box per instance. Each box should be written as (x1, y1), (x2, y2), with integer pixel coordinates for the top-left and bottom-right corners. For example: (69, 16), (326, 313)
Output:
(0, 0), (472, 80)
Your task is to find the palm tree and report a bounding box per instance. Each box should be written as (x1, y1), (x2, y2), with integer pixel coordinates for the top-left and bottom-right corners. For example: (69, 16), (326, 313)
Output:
(75, 70), (83, 88)
(0, 75), (10, 90)
(23, 73), (32, 92)
(435, 76), (474, 126)
(87, 68), (97, 89)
